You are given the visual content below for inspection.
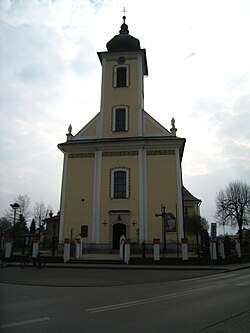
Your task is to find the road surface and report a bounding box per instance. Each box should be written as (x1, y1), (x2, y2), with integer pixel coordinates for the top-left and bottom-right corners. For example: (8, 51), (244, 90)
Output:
(0, 267), (250, 332)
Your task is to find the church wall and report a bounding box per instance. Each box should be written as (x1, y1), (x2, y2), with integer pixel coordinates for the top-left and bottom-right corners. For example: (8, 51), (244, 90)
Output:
(63, 156), (94, 241)
(146, 152), (178, 242)
(185, 204), (198, 217)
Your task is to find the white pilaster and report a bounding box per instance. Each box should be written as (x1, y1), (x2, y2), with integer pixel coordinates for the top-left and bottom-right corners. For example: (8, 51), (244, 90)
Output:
(137, 54), (143, 136)
(92, 150), (102, 243)
(96, 56), (106, 138)
(139, 148), (148, 242)
(59, 152), (68, 243)
(175, 148), (184, 241)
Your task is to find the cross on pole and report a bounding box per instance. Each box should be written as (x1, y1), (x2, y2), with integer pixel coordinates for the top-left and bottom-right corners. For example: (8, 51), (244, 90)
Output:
(155, 205), (167, 257)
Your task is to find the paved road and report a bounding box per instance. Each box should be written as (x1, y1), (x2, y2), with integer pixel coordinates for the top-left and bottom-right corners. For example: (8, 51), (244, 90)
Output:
(0, 265), (226, 287)
(0, 267), (250, 332)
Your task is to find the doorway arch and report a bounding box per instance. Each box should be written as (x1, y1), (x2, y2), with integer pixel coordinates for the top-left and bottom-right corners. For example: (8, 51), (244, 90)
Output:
(113, 223), (126, 249)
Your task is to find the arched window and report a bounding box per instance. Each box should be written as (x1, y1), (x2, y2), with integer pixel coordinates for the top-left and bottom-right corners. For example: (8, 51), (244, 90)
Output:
(113, 65), (129, 88)
(111, 168), (129, 199)
(112, 106), (128, 132)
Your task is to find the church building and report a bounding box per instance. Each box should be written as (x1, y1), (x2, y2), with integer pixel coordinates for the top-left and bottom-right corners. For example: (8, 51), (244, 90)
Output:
(58, 16), (198, 250)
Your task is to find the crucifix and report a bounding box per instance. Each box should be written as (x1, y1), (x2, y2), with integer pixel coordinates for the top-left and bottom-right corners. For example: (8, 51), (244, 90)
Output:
(155, 205), (167, 256)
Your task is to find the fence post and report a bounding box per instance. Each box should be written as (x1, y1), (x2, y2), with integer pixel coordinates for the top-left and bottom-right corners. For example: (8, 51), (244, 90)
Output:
(119, 235), (126, 260)
(124, 239), (130, 264)
(32, 238), (39, 258)
(181, 238), (188, 261)
(210, 241), (217, 260)
(75, 239), (82, 259)
(235, 238), (241, 258)
(5, 237), (12, 258)
(219, 239), (225, 259)
(153, 238), (160, 261)
(63, 238), (70, 263)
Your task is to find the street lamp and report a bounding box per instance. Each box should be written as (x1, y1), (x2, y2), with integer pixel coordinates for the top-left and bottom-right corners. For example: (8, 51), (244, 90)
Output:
(10, 202), (20, 249)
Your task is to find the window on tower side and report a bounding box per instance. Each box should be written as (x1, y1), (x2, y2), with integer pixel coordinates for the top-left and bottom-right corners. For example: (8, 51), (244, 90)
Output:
(112, 106), (128, 132)
(114, 65), (129, 87)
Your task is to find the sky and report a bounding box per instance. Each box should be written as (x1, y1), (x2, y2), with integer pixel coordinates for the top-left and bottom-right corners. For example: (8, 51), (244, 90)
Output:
(1, 0), (250, 235)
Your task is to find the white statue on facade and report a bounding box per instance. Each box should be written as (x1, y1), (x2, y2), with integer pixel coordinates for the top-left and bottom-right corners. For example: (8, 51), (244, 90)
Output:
(68, 124), (72, 134)
(171, 117), (176, 129)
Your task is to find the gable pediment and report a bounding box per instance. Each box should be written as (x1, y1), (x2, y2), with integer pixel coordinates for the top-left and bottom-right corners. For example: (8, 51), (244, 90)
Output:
(143, 110), (171, 136)
(73, 113), (99, 139)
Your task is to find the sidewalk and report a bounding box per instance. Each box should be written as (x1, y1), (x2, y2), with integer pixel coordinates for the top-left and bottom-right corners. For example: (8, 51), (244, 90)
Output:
(7, 253), (250, 271)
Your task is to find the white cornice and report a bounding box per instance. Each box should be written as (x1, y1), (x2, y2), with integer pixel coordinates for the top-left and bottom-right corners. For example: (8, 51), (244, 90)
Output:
(58, 136), (186, 154)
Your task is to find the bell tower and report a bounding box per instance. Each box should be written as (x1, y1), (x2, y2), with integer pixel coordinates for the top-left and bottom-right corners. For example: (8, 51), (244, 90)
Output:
(97, 16), (148, 138)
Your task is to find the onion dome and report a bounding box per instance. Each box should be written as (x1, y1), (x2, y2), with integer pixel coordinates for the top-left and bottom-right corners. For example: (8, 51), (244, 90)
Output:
(106, 16), (141, 52)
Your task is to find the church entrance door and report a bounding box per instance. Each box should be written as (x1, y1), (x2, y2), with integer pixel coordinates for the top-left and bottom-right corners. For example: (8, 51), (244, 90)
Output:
(113, 223), (126, 249)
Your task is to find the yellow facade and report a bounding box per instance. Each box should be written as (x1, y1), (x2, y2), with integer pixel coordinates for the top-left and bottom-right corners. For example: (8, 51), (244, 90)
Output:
(58, 18), (190, 250)
(63, 155), (94, 242)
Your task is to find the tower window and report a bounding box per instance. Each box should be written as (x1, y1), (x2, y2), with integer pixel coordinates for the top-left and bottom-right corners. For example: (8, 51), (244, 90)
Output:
(111, 168), (129, 199)
(112, 106), (128, 132)
(114, 65), (129, 87)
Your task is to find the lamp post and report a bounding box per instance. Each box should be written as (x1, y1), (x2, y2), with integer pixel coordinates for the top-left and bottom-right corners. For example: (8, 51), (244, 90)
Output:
(10, 202), (20, 250)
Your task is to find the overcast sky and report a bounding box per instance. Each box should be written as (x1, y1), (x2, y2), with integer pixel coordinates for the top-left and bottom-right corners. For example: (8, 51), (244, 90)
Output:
(1, 0), (250, 234)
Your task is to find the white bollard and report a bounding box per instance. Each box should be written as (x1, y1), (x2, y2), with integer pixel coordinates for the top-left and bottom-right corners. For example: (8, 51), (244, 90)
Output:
(5, 240), (12, 258)
(75, 239), (81, 259)
(235, 239), (241, 258)
(153, 238), (160, 261)
(210, 241), (217, 260)
(63, 238), (70, 263)
(219, 239), (225, 259)
(181, 238), (188, 261)
(124, 239), (130, 264)
(32, 238), (39, 258)
(119, 235), (126, 260)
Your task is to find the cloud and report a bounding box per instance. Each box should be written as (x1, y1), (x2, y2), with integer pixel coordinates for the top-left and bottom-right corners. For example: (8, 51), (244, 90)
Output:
(0, 0), (250, 229)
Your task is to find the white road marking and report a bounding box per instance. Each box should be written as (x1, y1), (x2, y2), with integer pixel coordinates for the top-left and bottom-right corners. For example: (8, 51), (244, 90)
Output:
(0, 317), (50, 329)
(86, 285), (220, 313)
(236, 281), (250, 287)
(182, 273), (239, 283)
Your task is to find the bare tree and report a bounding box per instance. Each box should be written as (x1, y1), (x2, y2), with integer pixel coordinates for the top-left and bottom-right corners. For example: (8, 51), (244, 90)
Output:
(215, 180), (250, 243)
(5, 194), (31, 224)
(184, 214), (209, 257)
(33, 201), (53, 228)
(15, 194), (31, 219)
(0, 217), (12, 234)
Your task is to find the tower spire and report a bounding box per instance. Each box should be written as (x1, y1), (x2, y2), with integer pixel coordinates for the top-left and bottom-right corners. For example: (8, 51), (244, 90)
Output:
(121, 6), (127, 16)
(120, 7), (129, 35)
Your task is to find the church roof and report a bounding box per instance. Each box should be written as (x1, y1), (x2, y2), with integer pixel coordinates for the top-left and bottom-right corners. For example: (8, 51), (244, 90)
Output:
(106, 16), (141, 52)
(183, 186), (202, 203)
